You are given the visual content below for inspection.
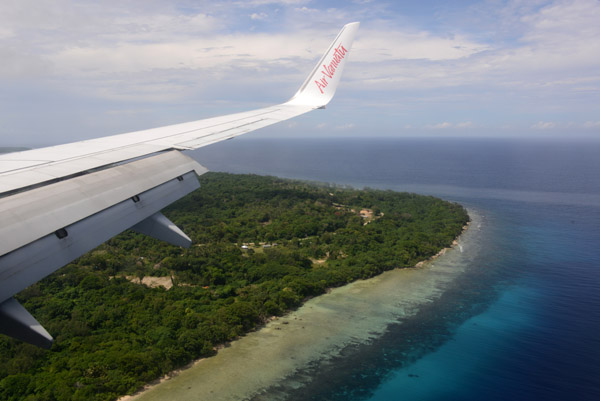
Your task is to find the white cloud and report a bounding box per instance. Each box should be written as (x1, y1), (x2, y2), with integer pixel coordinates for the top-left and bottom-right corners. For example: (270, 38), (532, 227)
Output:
(531, 121), (600, 131)
(352, 30), (489, 62)
(0, 47), (52, 78)
(488, 0), (600, 78)
(2, 0), (600, 142)
(427, 122), (453, 129)
(37, 29), (333, 101)
(532, 121), (557, 129)
(424, 121), (474, 129)
(529, 121), (600, 130)
(335, 123), (355, 130)
(236, 0), (306, 5)
(295, 6), (320, 13)
(343, 0), (600, 95)
(0, 26), (13, 39)
(250, 12), (269, 20)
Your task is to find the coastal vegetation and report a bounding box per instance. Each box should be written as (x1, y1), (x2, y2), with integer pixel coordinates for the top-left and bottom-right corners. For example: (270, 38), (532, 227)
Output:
(0, 172), (469, 401)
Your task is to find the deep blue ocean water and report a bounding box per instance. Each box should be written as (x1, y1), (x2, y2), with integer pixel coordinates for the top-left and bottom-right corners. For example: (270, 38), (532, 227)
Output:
(190, 137), (600, 401)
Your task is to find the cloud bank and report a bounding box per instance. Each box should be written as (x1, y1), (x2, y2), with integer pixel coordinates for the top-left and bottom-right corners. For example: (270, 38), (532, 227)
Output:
(1, 0), (598, 145)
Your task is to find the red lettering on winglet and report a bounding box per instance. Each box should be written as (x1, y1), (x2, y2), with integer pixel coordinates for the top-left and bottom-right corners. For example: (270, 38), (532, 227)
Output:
(314, 44), (348, 94)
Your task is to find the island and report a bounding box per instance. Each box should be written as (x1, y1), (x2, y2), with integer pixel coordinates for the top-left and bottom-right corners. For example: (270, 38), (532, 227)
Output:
(0, 172), (469, 401)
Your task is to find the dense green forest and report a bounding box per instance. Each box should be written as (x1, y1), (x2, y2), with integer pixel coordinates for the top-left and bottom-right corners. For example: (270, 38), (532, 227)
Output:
(0, 173), (469, 401)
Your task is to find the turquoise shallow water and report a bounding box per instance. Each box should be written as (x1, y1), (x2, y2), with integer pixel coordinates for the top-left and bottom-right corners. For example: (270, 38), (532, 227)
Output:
(190, 137), (600, 401)
(367, 285), (542, 400)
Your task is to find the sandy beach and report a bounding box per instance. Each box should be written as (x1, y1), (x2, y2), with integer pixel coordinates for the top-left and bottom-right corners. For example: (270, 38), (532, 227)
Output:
(121, 211), (480, 401)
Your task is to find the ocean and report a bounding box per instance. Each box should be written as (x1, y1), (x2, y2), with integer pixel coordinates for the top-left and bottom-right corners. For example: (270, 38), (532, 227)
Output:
(188, 137), (600, 401)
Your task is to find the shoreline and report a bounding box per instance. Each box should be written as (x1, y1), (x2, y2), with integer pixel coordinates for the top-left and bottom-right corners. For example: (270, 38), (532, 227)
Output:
(119, 214), (475, 401)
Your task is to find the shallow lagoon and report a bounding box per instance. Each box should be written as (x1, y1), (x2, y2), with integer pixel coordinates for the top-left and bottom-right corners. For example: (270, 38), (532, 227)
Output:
(127, 211), (483, 401)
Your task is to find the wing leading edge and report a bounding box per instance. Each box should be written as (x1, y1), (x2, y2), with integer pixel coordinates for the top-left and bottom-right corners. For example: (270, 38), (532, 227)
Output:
(0, 22), (360, 195)
(0, 22), (359, 347)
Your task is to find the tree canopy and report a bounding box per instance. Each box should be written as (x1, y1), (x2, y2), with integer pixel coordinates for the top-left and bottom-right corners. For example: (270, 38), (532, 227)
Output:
(0, 172), (469, 401)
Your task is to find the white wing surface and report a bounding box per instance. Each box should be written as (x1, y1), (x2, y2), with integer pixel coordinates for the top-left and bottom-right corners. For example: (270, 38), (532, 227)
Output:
(0, 22), (359, 348)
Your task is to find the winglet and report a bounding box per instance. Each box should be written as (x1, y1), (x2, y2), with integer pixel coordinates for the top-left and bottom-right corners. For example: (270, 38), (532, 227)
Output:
(286, 22), (359, 108)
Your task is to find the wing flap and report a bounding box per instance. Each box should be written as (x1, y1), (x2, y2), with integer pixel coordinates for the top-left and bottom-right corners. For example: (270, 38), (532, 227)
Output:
(0, 152), (205, 306)
(0, 151), (206, 258)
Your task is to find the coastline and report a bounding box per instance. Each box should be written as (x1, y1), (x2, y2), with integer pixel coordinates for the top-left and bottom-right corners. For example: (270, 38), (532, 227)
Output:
(120, 212), (477, 401)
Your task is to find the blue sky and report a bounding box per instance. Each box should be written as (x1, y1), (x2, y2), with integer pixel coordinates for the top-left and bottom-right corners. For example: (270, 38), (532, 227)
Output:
(1, 0), (599, 146)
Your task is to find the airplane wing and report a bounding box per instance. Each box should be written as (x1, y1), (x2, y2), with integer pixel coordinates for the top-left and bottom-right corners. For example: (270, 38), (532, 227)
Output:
(0, 22), (359, 348)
